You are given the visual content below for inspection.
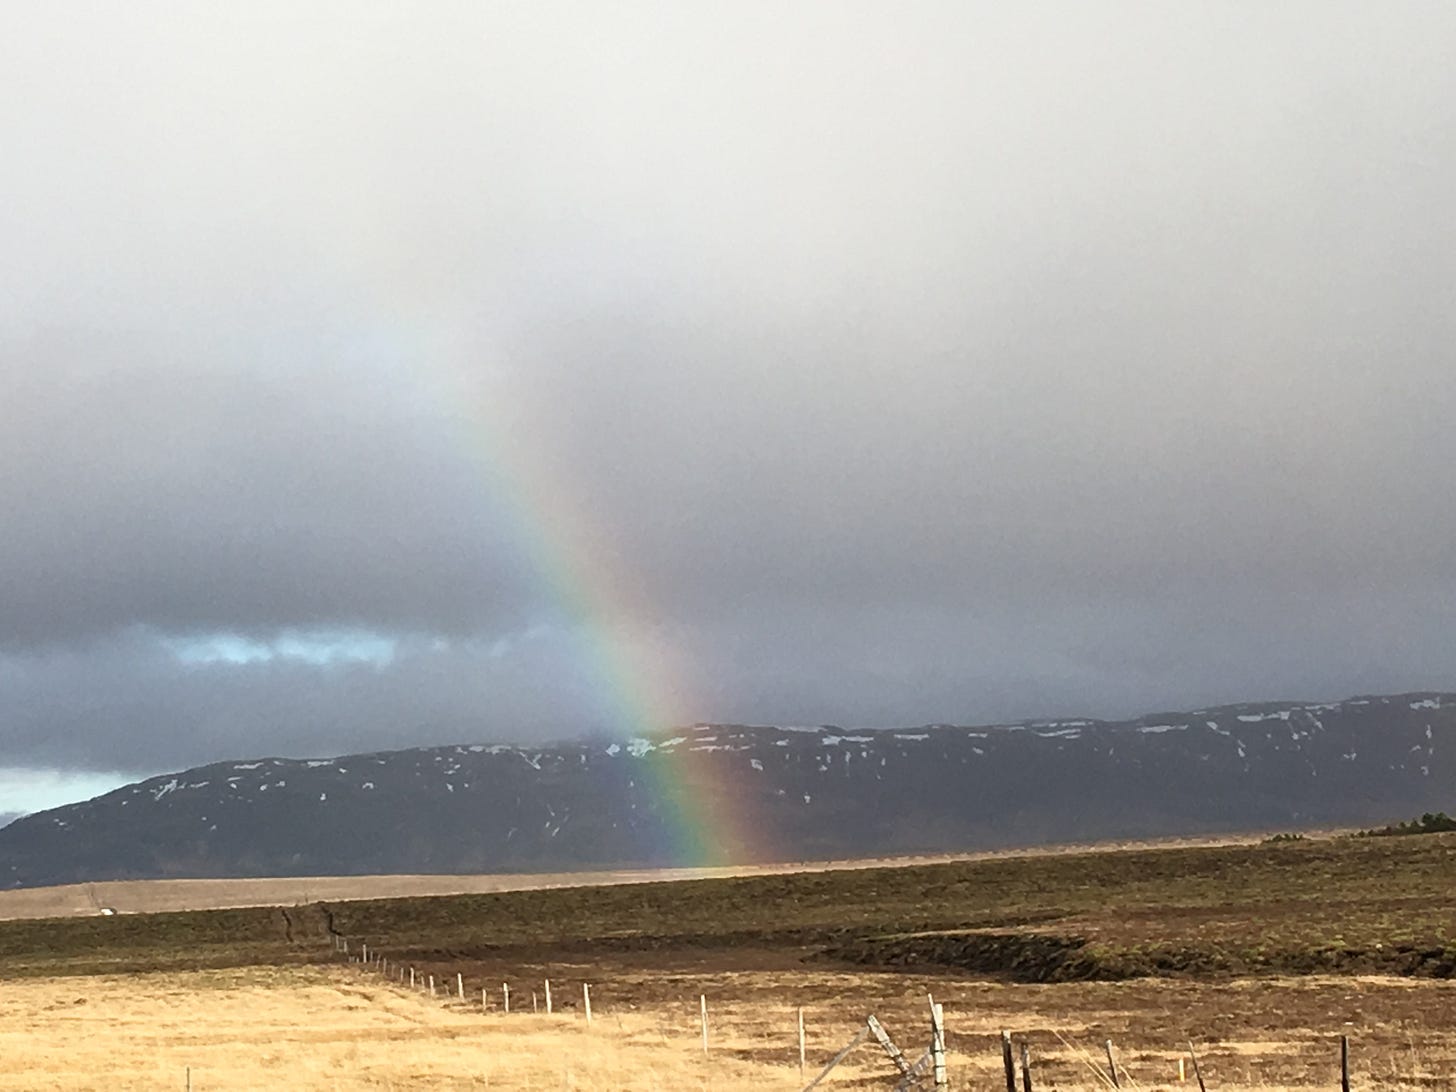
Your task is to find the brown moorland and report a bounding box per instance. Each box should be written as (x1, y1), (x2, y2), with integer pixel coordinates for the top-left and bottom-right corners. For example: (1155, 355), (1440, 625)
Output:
(0, 831), (1267, 921)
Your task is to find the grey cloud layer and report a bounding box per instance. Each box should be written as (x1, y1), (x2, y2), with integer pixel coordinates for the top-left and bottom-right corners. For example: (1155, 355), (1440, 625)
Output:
(2, 3), (1455, 778)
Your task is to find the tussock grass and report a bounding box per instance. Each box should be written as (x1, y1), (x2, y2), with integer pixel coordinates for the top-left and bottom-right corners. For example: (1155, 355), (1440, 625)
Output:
(0, 966), (805, 1090)
(3, 965), (1454, 1089)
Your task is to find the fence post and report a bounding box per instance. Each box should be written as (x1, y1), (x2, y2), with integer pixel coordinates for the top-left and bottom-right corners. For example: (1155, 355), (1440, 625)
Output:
(930, 999), (947, 1087)
(868, 1015), (911, 1076)
(1105, 1040), (1121, 1089)
(457, 973), (464, 1000)
(1001, 1030), (1016, 1092)
(1341, 1035), (1351, 1092)
(1021, 1042), (1033, 1092)
(803, 1026), (871, 1091)
(544, 979), (552, 1014)
(583, 983), (592, 1024)
(798, 1007), (807, 1081)
(700, 994), (709, 1056)
(1187, 1040), (1208, 1092)
(503, 983), (510, 1013)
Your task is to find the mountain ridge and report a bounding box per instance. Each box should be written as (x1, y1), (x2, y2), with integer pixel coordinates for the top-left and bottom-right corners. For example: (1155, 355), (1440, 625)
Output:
(3, 691), (1452, 888)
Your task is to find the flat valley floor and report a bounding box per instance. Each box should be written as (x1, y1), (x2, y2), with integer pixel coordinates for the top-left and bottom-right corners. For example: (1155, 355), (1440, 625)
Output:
(2, 833), (1455, 1089)
(2, 964), (1453, 1089)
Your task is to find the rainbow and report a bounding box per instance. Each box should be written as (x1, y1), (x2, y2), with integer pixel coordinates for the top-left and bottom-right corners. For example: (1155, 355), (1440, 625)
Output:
(426, 355), (761, 867)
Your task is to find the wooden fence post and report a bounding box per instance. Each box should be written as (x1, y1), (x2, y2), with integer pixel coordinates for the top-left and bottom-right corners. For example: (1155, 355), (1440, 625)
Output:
(1105, 1040), (1121, 1089)
(457, 973), (464, 1000)
(1001, 1030), (1016, 1092)
(583, 983), (592, 1024)
(1187, 1040), (1208, 1092)
(868, 1015), (911, 1076)
(409, 967), (415, 989)
(482, 986), (488, 1013)
(503, 983), (510, 1013)
(930, 998), (947, 1088)
(544, 979), (552, 1014)
(700, 994), (709, 1056)
(803, 1026), (871, 1091)
(1341, 1035), (1351, 1092)
(532, 991), (538, 1014)
(1021, 1042), (1033, 1092)
(798, 1007), (807, 1082)
(428, 975), (435, 998)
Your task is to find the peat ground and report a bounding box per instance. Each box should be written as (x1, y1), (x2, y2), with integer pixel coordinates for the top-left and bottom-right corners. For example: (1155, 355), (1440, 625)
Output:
(2, 832), (1454, 984)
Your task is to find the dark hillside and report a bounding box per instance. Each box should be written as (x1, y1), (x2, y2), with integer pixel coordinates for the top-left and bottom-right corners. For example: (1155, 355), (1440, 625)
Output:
(2, 692), (1452, 887)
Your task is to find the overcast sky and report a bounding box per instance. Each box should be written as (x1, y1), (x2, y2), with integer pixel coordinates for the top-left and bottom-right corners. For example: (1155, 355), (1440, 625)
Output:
(3, 2), (1455, 815)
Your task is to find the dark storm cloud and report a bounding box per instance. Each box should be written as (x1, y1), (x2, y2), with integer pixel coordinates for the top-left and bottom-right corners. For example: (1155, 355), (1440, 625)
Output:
(0, 331), (546, 647)
(2, 3), (1455, 803)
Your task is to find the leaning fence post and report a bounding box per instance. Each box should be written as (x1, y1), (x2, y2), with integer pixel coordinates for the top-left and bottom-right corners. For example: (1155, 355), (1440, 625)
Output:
(929, 998), (947, 1088)
(1000, 1030), (1016, 1092)
(1105, 1039), (1121, 1089)
(868, 1015), (911, 1076)
(804, 1025), (871, 1091)
(1187, 1040), (1207, 1092)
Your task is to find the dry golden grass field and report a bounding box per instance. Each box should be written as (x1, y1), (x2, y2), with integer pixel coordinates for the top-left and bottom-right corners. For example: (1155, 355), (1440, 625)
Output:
(2, 963), (1453, 1089)
(1, 832), (1454, 1089)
